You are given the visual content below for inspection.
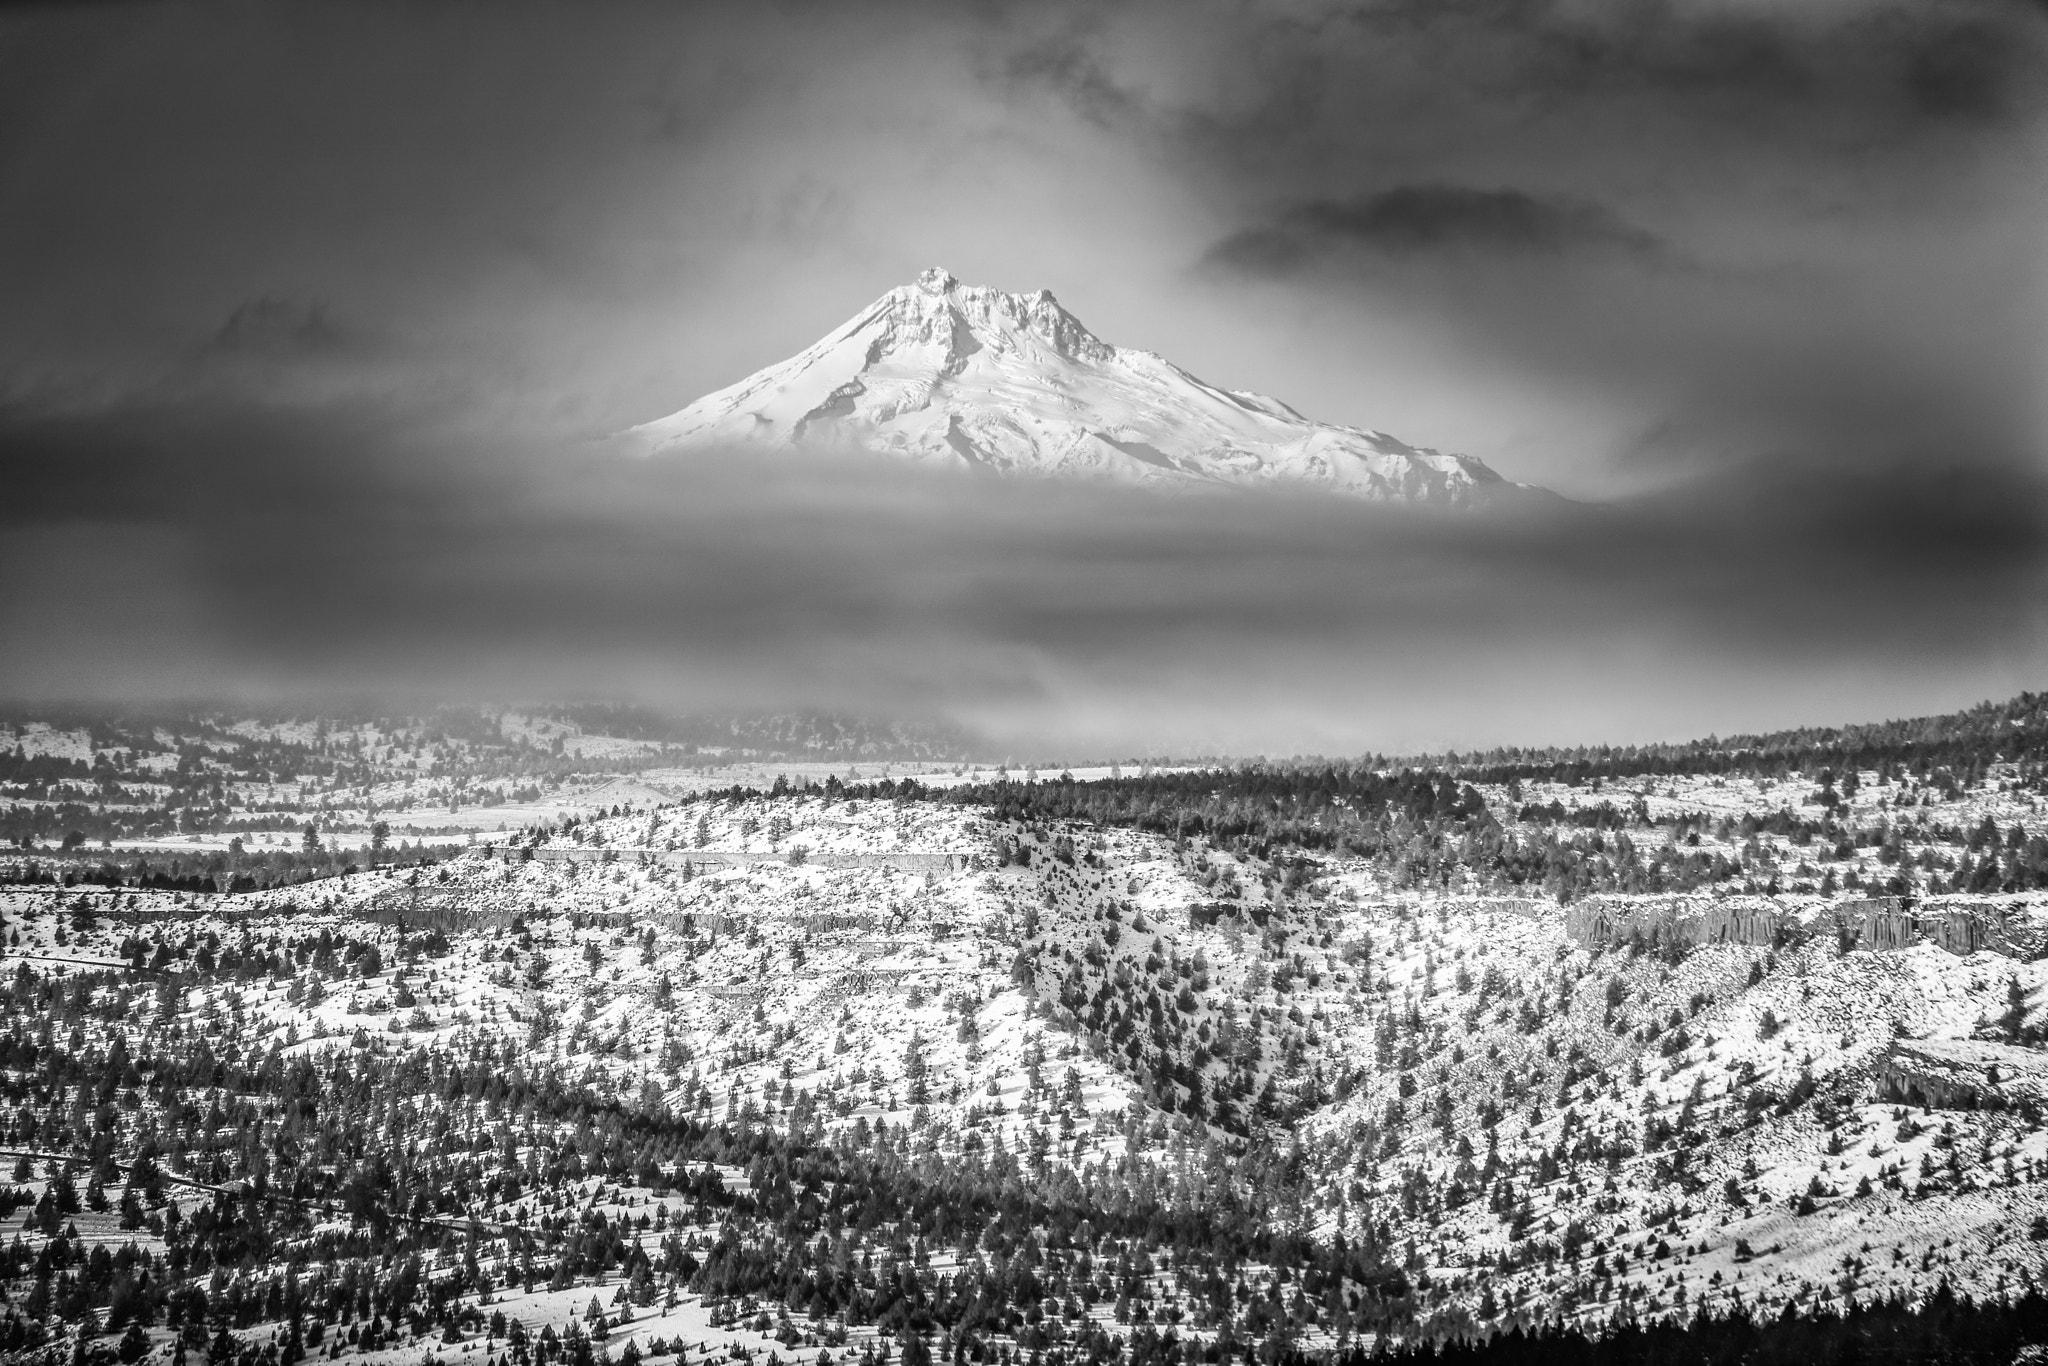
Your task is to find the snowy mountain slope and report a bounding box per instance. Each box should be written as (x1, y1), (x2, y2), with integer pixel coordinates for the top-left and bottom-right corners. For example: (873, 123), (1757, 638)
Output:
(629, 268), (1548, 507)
(9, 791), (2048, 1362)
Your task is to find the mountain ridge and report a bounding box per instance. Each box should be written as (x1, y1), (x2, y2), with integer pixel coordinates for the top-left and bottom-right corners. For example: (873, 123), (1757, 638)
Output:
(631, 267), (1550, 507)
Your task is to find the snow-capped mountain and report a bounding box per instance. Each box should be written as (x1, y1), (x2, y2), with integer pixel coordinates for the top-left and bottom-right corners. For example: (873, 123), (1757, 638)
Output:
(630, 267), (1546, 507)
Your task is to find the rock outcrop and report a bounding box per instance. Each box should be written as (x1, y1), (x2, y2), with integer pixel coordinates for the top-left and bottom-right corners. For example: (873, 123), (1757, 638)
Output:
(1563, 895), (1789, 953)
(1446, 891), (2042, 960)
(1877, 1038), (2048, 1111)
(1831, 897), (2012, 955)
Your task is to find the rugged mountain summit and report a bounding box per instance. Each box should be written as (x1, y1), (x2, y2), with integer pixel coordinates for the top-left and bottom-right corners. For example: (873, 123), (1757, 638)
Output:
(632, 267), (1543, 506)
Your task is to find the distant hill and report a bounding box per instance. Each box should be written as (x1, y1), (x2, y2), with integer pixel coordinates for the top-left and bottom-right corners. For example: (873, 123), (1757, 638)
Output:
(1409, 690), (2048, 785)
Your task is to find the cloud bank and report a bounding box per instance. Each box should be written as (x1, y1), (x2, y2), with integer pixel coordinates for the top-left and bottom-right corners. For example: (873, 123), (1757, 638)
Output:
(2, 390), (2042, 755)
(1204, 184), (1672, 274)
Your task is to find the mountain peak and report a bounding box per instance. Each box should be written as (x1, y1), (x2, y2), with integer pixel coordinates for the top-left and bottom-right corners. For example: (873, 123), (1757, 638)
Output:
(630, 272), (1550, 508)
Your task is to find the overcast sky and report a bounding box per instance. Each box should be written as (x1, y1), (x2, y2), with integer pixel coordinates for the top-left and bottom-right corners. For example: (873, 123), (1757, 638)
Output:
(2, 0), (2045, 755)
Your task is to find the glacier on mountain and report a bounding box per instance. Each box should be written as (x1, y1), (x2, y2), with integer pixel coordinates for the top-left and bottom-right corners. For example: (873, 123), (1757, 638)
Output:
(629, 267), (1545, 507)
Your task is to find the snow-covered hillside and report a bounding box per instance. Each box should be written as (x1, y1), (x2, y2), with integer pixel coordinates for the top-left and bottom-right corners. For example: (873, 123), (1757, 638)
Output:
(629, 268), (1546, 507)
(5, 786), (2047, 1364)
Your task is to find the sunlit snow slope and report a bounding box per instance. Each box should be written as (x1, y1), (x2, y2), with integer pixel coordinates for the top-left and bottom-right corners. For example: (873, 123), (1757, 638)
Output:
(631, 267), (1547, 506)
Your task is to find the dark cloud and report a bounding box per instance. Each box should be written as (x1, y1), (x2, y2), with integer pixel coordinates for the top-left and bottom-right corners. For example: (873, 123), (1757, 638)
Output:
(1487, 0), (2041, 126)
(1009, 0), (2048, 155)
(1899, 17), (2012, 119)
(999, 31), (1140, 129)
(207, 299), (349, 358)
(1205, 185), (1668, 275)
(1, 390), (2041, 753)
